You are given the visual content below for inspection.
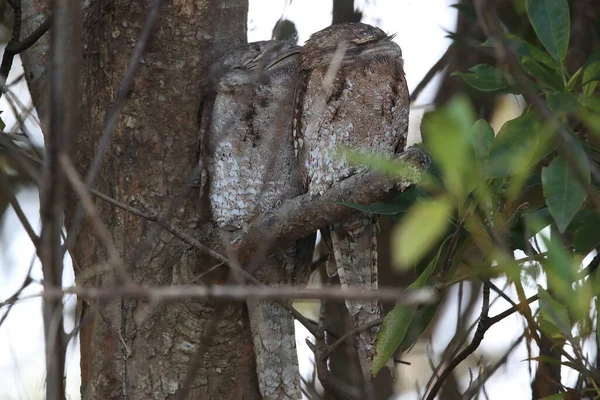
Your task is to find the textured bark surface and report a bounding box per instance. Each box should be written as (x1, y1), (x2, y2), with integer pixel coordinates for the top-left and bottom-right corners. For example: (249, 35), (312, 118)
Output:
(22, 1), (259, 399)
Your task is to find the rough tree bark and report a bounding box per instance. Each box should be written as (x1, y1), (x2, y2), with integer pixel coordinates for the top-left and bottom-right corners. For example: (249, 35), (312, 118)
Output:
(21, 0), (259, 399)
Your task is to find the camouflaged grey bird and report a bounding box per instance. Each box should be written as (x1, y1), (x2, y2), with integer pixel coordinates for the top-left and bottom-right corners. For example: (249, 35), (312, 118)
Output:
(199, 40), (314, 400)
(293, 22), (409, 378)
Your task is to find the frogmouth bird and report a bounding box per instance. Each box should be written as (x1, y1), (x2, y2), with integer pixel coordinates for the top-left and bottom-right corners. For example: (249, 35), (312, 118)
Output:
(293, 22), (409, 378)
(199, 40), (313, 400)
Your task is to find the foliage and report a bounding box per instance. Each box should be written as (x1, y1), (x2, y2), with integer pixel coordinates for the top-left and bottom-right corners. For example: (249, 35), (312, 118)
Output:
(343, 0), (600, 391)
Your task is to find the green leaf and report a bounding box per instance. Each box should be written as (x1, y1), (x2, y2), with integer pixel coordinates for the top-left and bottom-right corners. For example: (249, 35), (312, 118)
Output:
(573, 212), (600, 254)
(582, 51), (600, 94)
(453, 64), (514, 92)
(539, 231), (591, 319)
(596, 298), (600, 350)
(395, 304), (439, 352)
(526, 0), (571, 61)
(468, 119), (495, 162)
(506, 33), (557, 67)
(541, 155), (588, 232)
(392, 196), (453, 269)
(546, 92), (578, 115)
(344, 151), (424, 184)
(521, 56), (564, 90)
(538, 286), (571, 335)
(423, 95), (477, 198)
(580, 108), (600, 133)
(341, 187), (427, 215)
(540, 394), (567, 400)
(523, 207), (553, 233)
(486, 112), (549, 178)
(372, 253), (440, 374)
(578, 96), (600, 113)
(582, 61), (600, 86)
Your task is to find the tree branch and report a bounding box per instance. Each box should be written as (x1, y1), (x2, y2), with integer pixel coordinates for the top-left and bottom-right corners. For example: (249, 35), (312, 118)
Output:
(39, 0), (72, 397)
(238, 147), (431, 261)
(44, 283), (436, 304)
(8, 15), (51, 55)
(426, 281), (491, 400)
(410, 44), (452, 103)
(0, 0), (22, 82)
(325, 317), (385, 357)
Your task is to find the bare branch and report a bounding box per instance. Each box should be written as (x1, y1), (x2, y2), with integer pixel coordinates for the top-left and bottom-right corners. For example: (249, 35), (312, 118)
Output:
(312, 296), (362, 400)
(0, 0), (22, 82)
(325, 317), (385, 357)
(39, 0), (73, 397)
(8, 15), (51, 55)
(0, 258), (35, 327)
(462, 334), (525, 398)
(0, 169), (40, 247)
(60, 154), (130, 283)
(65, 0), (164, 251)
(426, 281), (491, 400)
(42, 284), (436, 304)
(238, 147), (430, 260)
(410, 44), (452, 103)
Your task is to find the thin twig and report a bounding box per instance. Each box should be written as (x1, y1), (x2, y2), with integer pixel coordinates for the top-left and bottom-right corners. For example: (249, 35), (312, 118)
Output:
(234, 262), (321, 337)
(0, 258), (35, 327)
(60, 154), (130, 283)
(90, 187), (228, 263)
(487, 293), (538, 325)
(325, 317), (385, 357)
(434, 218), (464, 292)
(312, 297), (361, 400)
(43, 284), (436, 303)
(409, 44), (452, 103)
(426, 281), (491, 400)
(8, 15), (51, 54)
(65, 0), (163, 252)
(0, 0), (22, 82)
(0, 169), (40, 247)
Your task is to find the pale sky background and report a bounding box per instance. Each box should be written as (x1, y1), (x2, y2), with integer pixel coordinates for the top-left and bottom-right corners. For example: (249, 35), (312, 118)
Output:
(0, 1), (563, 399)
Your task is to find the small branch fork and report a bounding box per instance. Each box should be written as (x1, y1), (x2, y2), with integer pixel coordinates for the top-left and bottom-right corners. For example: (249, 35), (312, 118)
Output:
(0, 0), (51, 87)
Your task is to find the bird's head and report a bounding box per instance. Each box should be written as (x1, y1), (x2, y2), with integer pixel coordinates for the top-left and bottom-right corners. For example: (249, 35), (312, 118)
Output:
(212, 41), (301, 88)
(301, 22), (402, 70)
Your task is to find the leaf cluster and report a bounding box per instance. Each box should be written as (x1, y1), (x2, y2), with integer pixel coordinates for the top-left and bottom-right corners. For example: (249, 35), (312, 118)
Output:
(344, 1), (600, 390)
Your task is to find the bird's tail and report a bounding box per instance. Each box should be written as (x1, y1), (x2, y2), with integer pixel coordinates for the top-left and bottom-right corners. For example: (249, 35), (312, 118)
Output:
(246, 298), (300, 400)
(246, 247), (302, 400)
(330, 216), (381, 376)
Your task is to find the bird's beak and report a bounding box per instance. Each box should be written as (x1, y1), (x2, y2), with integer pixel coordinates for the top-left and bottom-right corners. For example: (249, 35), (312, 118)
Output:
(265, 48), (301, 70)
(245, 48), (301, 72)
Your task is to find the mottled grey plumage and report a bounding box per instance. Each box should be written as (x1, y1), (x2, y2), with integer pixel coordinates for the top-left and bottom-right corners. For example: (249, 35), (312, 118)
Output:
(200, 41), (311, 400)
(294, 23), (409, 377)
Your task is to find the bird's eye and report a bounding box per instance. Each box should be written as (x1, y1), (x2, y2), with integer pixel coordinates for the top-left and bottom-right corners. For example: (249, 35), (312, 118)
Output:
(350, 35), (376, 45)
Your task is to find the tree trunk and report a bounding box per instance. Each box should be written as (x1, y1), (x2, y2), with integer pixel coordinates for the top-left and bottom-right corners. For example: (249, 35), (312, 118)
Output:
(22, 0), (259, 399)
